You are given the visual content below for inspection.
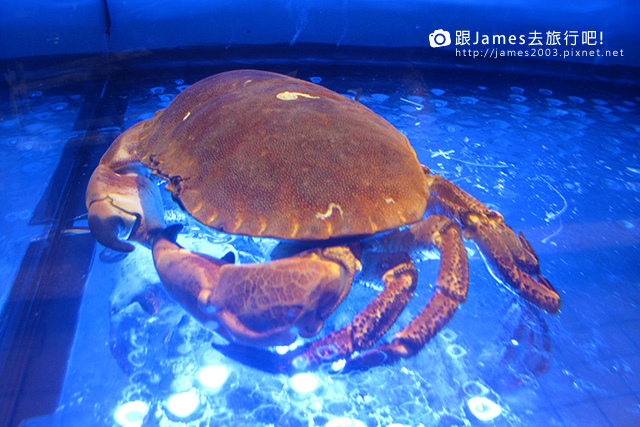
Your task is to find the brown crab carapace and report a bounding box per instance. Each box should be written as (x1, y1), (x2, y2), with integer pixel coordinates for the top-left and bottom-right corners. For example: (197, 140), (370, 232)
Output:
(86, 70), (561, 372)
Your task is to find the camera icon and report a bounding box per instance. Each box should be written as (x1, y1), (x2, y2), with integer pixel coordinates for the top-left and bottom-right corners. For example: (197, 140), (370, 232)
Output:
(429, 29), (451, 48)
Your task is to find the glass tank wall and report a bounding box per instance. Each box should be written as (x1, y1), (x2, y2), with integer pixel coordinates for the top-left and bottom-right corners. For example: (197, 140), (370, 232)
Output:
(1, 1), (639, 426)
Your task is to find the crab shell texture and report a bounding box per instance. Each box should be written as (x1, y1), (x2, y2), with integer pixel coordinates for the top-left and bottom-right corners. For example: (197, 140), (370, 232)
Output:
(112, 70), (429, 240)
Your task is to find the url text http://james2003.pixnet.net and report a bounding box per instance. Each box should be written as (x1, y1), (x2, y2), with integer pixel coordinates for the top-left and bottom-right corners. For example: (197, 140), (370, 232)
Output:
(455, 47), (624, 60)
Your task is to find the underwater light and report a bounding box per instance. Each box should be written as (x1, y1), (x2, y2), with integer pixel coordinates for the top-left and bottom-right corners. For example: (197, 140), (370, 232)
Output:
(276, 336), (305, 354)
(114, 400), (149, 427)
(290, 372), (319, 394)
(331, 358), (346, 372)
(166, 389), (199, 418)
(467, 396), (502, 422)
(325, 417), (367, 427)
(198, 365), (230, 390)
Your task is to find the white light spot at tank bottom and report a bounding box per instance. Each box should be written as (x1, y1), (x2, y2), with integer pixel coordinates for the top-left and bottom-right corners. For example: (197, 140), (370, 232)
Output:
(468, 396), (502, 422)
(325, 417), (367, 427)
(165, 389), (199, 418)
(114, 401), (149, 427)
(290, 373), (320, 394)
(276, 91), (320, 101)
(198, 365), (230, 390)
(331, 358), (346, 372)
(276, 336), (305, 354)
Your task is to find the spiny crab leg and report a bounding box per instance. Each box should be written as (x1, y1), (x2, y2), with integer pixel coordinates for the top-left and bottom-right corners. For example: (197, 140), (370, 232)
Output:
(150, 226), (362, 347)
(86, 120), (165, 252)
(292, 215), (468, 371)
(425, 168), (561, 313)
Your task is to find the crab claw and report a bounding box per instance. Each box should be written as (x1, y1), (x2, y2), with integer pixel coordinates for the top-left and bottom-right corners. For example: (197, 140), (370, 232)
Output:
(462, 211), (561, 314)
(149, 226), (361, 347)
(86, 164), (165, 252)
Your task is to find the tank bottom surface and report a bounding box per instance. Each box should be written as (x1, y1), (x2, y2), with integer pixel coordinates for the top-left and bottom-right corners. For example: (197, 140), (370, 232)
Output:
(3, 56), (639, 427)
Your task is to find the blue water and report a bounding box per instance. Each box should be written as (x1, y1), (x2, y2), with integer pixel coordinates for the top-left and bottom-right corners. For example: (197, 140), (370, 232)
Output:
(3, 63), (636, 426)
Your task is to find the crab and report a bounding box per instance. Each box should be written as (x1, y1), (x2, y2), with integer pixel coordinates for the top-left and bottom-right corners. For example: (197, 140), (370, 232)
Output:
(86, 69), (561, 372)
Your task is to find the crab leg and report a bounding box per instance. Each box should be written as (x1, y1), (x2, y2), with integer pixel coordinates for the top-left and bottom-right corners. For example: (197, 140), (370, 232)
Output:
(149, 226), (362, 347)
(292, 215), (468, 371)
(86, 119), (165, 251)
(424, 169), (561, 314)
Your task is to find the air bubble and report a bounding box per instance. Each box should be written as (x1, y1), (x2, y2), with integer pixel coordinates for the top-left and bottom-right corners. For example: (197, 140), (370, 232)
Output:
(614, 105), (632, 113)
(446, 344), (467, 358)
(548, 108), (569, 117)
(459, 96), (478, 105)
(618, 220), (634, 229)
(159, 94), (175, 103)
(462, 381), (489, 397)
(546, 98), (564, 107)
(511, 104), (531, 114)
(594, 105), (613, 114)
(428, 100), (447, 109)
(371, 93), (390, 102)
(488, 119), (510, 129)
(439, 329), (457, 342)
(51, 102), (69, 111)
(35, 112), (54, 120)
(436, 107), (456, 116)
